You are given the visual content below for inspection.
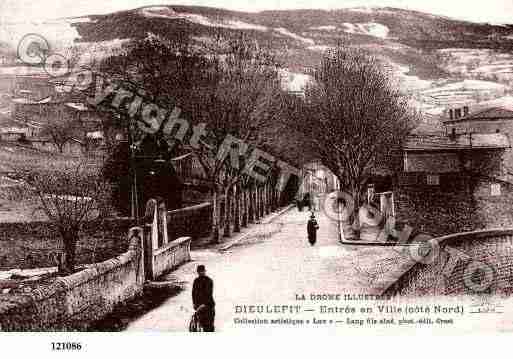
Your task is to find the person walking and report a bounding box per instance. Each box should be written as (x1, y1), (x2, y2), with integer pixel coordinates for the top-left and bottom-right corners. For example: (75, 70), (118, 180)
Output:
(303, 193), (311, 211)
(296, 196), (304, 212)
(192, 265), (216, 332)
(307, 213), (319, 246)
(312, 193), (320, 212)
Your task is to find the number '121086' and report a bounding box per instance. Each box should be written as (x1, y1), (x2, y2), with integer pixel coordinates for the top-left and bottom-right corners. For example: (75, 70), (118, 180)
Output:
(51, 342), (82, 351)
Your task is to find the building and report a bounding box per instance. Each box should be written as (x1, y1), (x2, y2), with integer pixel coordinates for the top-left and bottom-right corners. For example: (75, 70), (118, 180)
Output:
(0, 129), (27, 142)
(279, 69), (311, 98)
(299, 161), (339, 197)
(12, 74), (54, 101)
(0, 115), (38, 141)
(12, 99), (101, 125)
(29, 137), (83, 155)
(443, 105), (513, 179)
(443, 106), (513, 136)
(394, 132), (513, 236)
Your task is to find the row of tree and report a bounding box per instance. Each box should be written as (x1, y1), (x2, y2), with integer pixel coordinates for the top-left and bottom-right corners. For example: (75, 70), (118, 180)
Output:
(96, 34), (312, 242)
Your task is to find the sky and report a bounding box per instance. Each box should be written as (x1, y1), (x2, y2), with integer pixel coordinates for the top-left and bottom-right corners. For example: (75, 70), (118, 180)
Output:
(0, 0), (513, 24)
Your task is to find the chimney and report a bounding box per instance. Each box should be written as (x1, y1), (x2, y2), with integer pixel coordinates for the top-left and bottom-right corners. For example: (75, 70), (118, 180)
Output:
(449, 109), (454, 120)
(455, 108), (462, 119)
(463, 106), (469, 116)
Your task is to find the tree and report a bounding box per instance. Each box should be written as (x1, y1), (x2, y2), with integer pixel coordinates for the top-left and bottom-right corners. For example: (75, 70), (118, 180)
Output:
(16, 161), (112, 274)
(98, 33), (214, 115)
(299, 47), (416, 212)
(71, 117), (97, 155)
(39, 105), (76, 153)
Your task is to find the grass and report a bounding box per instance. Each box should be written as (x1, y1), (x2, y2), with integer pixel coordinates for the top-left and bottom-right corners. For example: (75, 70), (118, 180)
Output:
(0, 141), (105, 221)
(0, 141), (83, 173)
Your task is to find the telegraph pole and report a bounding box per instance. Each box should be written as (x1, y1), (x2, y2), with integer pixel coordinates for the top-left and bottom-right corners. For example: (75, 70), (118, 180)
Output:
(127, 114), (140, 223)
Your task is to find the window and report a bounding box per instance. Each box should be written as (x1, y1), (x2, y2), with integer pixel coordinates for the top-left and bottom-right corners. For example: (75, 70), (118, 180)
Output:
(427, 174), (440, 186)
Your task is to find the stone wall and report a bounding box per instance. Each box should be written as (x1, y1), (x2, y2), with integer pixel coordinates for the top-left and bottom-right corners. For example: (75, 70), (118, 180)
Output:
(382, 230), (513, 297)
(0, 228), (144, 331)
(395, 172), (513, 236)
(0, 218), (135, 270)
(151, 237), (192, 279)
(166, 202), (212, 243)
(473, 179), (513, 229)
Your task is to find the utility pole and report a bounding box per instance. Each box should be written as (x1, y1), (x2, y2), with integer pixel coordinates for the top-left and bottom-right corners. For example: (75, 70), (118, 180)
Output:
(127, 114), (139, 223)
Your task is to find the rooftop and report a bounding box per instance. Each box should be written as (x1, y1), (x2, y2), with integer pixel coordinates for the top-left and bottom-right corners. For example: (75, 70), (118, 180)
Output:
(405, 133), (510, 151)
(11, 96), (52, 105)
(443, 107), (513, 124)
(65, 102), (90, 112)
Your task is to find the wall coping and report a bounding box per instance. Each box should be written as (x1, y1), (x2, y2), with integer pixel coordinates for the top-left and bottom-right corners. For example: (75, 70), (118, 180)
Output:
(153, 236), (191, 257)
(339, 229), (513, 247)
(0, 234), (141, 310)
(434, 228), (513, 246)
(0, 217), (135, 227)
(167, 202), (211, 215)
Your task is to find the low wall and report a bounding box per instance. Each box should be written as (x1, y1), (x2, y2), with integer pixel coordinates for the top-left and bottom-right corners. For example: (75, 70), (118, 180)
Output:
(0, 227), (144, 331)
(395, 173), (513, 236)
(382, 229), (513, 297)
(166, 202), (212, 243)
(143, 199), (194, 280)
(0, 218), (135, 270)
(151, 237), (192, 279)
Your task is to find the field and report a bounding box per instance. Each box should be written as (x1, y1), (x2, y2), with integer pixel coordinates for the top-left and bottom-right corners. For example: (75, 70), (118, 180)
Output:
(0, 141), (99, 222)
(0, 141), (81, 172)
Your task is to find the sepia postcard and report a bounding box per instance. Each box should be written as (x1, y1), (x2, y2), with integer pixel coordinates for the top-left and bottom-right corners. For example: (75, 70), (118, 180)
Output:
(1, 0), (513, 355)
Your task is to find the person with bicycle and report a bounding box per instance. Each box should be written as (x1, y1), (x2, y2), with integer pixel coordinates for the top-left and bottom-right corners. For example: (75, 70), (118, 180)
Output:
(192, 265), (216, 332)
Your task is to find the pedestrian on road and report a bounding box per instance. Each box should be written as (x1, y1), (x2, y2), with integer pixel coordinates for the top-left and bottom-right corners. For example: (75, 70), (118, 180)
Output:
(307, 213), (319, 246)
(296, 197), (304, 212)
(192, 265), (215, 332)
(303, 193), (311, 211)
(312, 194), (320, 212)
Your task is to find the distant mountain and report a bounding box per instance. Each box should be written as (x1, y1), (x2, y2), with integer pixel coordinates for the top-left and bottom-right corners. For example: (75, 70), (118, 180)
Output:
(71, 6), (513, 46)
(70, 6), (513, 84)
(3, 5), (513, 113)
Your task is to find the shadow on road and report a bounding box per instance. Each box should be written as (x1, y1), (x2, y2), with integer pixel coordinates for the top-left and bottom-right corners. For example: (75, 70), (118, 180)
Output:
(90, 285), (183, 331)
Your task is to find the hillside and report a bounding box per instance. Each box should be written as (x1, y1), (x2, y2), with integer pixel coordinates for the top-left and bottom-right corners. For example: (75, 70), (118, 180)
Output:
(71, 6), (513, 46)
(2, 5), (513, 116)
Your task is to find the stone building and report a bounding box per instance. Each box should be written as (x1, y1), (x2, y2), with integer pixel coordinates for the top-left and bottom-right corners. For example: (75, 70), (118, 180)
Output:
(12, 74), (54, 101)
(29, 137), (83, 155)
(12, 100), (100, 126)
(443, 106), (513, 177)
(394, 132), (513, 236)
